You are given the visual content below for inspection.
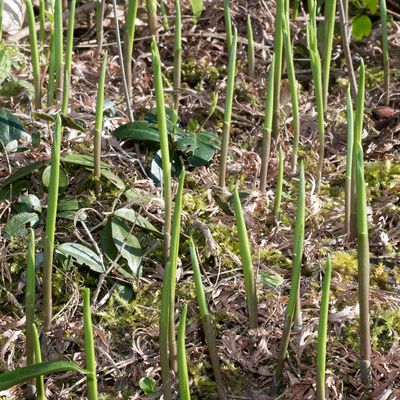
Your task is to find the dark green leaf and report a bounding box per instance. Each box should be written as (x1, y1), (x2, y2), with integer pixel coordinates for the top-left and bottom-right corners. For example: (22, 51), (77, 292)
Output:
(56, 243), (105, 273)
(0, 108), (26, 151)
(260, 271), (284, 288)
(112, 121), (161, 142)
(113, 208), (162, 237)
(0, 361), (88, 391)
(111, 218), (142, 277)
(15, 194), (42, 213)
(0, 180), (28, 202)
(4, 212), (39, 238)
(0, 161), (47, 188)
(100, 219), (118, 261)
(176, 130), (220, 166)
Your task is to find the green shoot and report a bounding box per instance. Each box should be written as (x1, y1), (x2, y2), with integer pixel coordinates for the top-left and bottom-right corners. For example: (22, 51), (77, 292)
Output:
(356, 144), (371, 386)
(273, 145), (284, 221)
(24, 0), (42, 109)
(247, 15), (254, 79)
(94, 51), (108, 196)
(189, 238), (227, 399)
(322, 0), (337, 110)
(43, 116), (62, 332)
(223, 0), (232, 49)
(272, 0), (284, 140)
(380, 0), (390, 105)
(259, 55), (275, 192)
(84, 289), (98, 400)
(47, 28), (56, 106)
(177, 304), (190, 400)
(25, 228), (36, 399)
(32, 324), (45, 400)
(218, 26), (237, 189)
(147, 0), (158, 37)
(316, 255), (332, 400)
(160, 1), (169, 30)
(273, 163), (305, 392)
(39, 0), (46, 45)
(345, 87), (354, 236)
(61, 0), (77, 114)
(54, 0), (64, 103)
(350, 59), (365, 240)
(168, 169), (185, 372)
(151, 37), (172, 261)
(124, 0), (139, 98)
(173, 0), (182, 114)
(96, 0), (105, 55)
(307, 0), (325, 192)
(233, 187), (258, 329)
(282, 9), (300, 173)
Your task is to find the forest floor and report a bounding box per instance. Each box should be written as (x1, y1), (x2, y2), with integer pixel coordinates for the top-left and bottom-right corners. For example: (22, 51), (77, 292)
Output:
(1, 0), (400, 399)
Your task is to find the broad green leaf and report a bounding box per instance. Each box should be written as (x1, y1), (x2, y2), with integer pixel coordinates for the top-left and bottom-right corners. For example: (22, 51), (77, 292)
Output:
(0, 160), (47, 188)
(42, 165), (69, 192)
(260, 271), (284, 288)
(115, 283), (135, 302)
(190, 0), (203, 18)
(61, 154), (125, 190)
(363, 0), (377, 14)
(15, 194), (42, 213)
(0, 180), (28, 202)
(112, 121), (161, 142)
(176, 130), (220, 166)
(56, 243), (105, 273)
(0, 47), (12, 86)
(4, 212), (39, 238)
(33, 112), (86, 132)
(150, 150), (183, 186)
(100, 219), (118, 261)
(139, 376), (156, 395)
(58, 197), (80, 211)
(111, 218), (142, 277)
(113, 208), (162, 237)
(124, 188), (155, 206)
(0, 79), (34, 98)
(0, 361), (88, 391)
(0, 108), (26, 152)
(352, 15), (372, 40)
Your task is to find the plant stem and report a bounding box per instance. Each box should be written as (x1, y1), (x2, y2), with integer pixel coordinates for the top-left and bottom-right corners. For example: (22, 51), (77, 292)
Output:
(168, 170), (185, 372)
(247, 15), (254, 79)
(54, 0), (64, 103)
(316, 255), (332, 400)
(32, 324), (45, 400)
(43, 116), (62, 333)
(273, 163), (305, 393)
(151, 37), (172, 262)
(25, 0), (42, 109)
(350, 59), (365, 240)
(96, 0), (105, 55)
(272, 0), (284, 140)
(273, 145), (284, 221)
(282, 10), (300, 173)
(189, 237), (227, 400)
(147, 0), (158, 37)
(160, 1), (169, 30)
(259, 55), (275, 192)
(39, 0), (46, 45)
(307, 0), (324, 192)
(177, 304), (190, 400)
(94, 51), (108, 196)
(61, 0), (76, 114)
(218, 26), (237, 189)
(345, 87), (354, 236)
(338, 0), (357, 99)
(123, 0), (139, 99)
(322, 0), (337, 111)
(173, 0), (182, 114)
(223, 0), (232, 49)
(83, 288), (98, 400)
(26, 228), (36, 399)
(233, 186), (258, 329)
(380, 0), (390, 105)
(47, 28), (56, 107)
(159, 260), (173, 400)
(356, 144), (371, 386)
